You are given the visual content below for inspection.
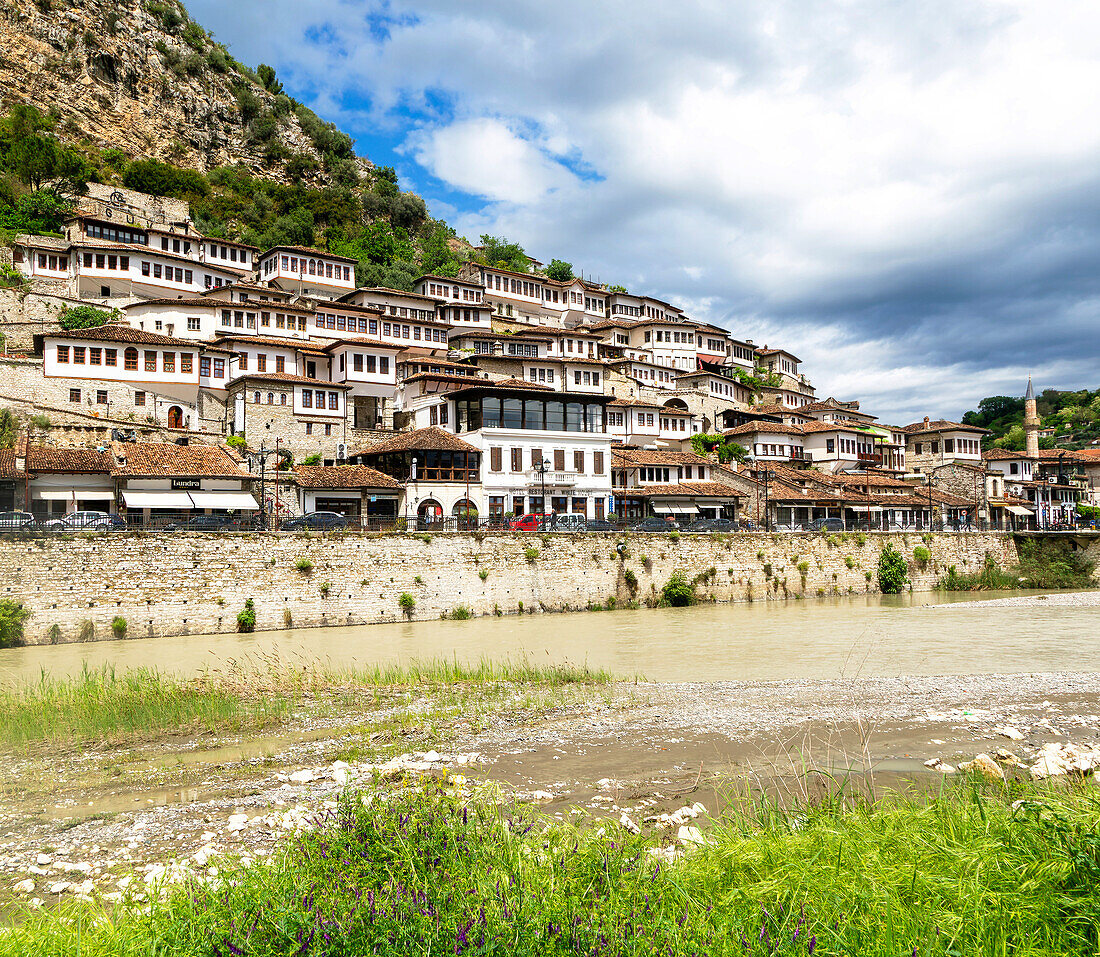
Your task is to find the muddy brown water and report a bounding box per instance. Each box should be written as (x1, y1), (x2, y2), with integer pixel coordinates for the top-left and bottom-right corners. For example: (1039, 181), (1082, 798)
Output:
(1, 590), (1096, 684)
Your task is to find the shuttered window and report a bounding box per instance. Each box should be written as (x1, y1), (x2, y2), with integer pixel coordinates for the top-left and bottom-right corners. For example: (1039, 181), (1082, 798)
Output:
(490, 447), (502, 472)
(593, 451), (604, 474)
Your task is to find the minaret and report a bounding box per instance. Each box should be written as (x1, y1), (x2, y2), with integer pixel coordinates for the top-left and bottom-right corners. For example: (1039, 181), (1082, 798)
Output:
(1024, 376), (1039, 459)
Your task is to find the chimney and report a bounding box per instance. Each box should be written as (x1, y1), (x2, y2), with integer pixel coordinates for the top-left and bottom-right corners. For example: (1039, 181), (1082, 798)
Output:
(923, 416), (930, 428)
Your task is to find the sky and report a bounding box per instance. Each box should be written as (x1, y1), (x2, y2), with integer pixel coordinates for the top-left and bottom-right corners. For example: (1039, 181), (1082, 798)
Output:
(185, 0), (1100, 424)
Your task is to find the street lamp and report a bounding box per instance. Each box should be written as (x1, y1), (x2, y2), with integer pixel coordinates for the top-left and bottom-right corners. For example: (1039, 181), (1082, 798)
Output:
(533, 456), (551, 517)
(249, 443), (276, 529)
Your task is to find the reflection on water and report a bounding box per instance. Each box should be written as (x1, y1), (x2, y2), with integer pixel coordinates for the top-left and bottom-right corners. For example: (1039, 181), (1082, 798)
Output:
(0, 591), (1095, 684)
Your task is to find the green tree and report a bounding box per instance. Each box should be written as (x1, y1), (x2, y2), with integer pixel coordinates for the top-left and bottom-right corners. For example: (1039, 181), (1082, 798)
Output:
(546, 259), (573, 282)
(123, 159), (209, 199)
(58, 305), (119, 330)
(877, 544), (908, 594)
(256, 64), (283, 94)
(0, 408), (18, 449)
(477, 235), (529, 272)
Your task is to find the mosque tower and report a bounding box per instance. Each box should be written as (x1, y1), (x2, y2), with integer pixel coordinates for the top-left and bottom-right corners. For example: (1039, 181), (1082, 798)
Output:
(1024, 375), (1039, 459)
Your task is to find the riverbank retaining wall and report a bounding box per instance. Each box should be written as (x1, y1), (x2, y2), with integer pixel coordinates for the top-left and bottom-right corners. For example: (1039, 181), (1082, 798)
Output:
(0, 531), (1027, 644)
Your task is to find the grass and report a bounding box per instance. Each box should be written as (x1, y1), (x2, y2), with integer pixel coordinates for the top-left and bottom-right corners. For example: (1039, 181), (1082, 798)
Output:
(0, 657), (614, 750)
(5, 779), (1099, 956)
(0, 663), (280, 749)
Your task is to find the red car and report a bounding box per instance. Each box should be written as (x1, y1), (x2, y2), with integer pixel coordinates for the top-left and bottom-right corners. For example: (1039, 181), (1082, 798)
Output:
(508, 512), (552, 531)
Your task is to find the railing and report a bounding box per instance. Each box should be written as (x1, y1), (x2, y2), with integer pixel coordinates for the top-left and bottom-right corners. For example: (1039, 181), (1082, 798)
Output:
(524, 470), (575, 487)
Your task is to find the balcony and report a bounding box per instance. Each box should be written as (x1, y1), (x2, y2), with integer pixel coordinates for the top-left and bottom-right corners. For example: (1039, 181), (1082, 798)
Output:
(525, 470), (575, 488)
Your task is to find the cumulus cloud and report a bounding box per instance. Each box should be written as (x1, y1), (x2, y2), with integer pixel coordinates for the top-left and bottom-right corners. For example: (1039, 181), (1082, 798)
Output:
(186, 0), (1100, 421)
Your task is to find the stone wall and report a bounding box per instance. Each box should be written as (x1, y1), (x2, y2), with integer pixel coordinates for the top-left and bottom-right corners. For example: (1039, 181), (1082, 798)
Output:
(0, 287), (88, 350)
(0, 530), (1026, 644)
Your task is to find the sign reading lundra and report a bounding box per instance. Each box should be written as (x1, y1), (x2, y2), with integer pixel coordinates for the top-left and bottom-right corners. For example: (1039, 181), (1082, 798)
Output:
(170, 478), (201, 490)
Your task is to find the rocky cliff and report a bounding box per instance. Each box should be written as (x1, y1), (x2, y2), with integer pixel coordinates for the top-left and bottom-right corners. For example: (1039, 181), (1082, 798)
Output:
(0, 0), (367, 183)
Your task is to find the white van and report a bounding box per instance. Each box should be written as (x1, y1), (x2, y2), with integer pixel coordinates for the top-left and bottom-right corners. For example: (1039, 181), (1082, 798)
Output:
(537, 513), (587, 533)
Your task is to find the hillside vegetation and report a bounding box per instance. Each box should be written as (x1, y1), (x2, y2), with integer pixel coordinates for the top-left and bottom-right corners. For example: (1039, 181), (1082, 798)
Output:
(963, 389), (1100, 450)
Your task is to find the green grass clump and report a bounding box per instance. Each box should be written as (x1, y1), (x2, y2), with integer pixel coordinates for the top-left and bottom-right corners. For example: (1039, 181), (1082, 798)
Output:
(661, 569), (696, 606)
(236, 599), (256, 632)
(398, 592), (416, 614)
(447, 605), (473, 620)
(524, 546), (539, 562)
(8, 782), (1100, 956)
(0, 664), (281, 749)
(913, 545), (931, 565)
(294, 557), (314, 574)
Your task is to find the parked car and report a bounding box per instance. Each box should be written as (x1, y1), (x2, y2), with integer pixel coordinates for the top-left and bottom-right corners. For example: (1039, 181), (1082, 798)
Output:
(584, 518), (619, 532)
(631, 516), (680, 532)
(39, 511), (128, 532)
(806, 517), (845, 532)
(508, 512), (552, 531)
(537, 513), (587, 533)
(0, 510), (35, 532)
(280, 511), (348, 531)
(683, 518), (738, 533)
(165, 514), (240, 532)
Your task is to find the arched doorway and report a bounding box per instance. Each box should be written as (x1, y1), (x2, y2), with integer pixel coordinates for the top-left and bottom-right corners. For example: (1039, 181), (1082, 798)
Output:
(452, 498), (478, 530)
(167, 406), (184, 429)
(417, 499), (443, 529)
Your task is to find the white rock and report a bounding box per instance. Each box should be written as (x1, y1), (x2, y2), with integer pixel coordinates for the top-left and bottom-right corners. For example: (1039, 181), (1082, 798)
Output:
(28, 865), (48, 876)
(28, 898), (43, 910)
(57, 861), (92, 874)
(47, 881), (71, 895)
(1029, 742), (1100, 779)
(596, 778), (615, 790)
(72, 879), (95, 897)
(13, 879), (34, 894)
(117, 875), (133, 889)
(422, 751), (444, 764)
(691, 803), (707, 816)
(995, 725), (1025, 741)
(618, 813), (641, 834)
(36, 854), (52, 866)
(959, 754), (1005, 781)
(924, 758), (956, 773)
(288, 770), (315, 784)
(676, 825), (708, 846)
(530, 790), (554, 804)
(332, 767), (351, 786)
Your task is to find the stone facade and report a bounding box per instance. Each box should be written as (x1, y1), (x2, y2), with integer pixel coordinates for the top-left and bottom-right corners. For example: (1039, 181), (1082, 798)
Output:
(229, 390), (347, 462)
(0, 530), (1031, 644)
(0, 287), (91, 350)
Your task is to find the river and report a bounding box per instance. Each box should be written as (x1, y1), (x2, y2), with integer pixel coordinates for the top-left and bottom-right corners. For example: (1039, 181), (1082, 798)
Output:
(1, 590), (1096, 684)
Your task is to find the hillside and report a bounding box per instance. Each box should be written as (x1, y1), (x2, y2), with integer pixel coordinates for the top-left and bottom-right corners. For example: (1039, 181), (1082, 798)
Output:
(0, 0), (369, 186)
(962, 389), (1100, 450)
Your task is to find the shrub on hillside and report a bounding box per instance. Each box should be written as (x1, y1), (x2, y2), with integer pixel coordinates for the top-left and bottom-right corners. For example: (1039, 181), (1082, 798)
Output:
(661, 570), (696, 607)
(59, 304), (118, 330)
(0, 600), (31, 648)
(877, 544), (908, 594)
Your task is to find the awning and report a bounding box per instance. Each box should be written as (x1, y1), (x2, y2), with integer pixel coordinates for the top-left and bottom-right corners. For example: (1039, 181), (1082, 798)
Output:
(188, 491), (259, 510)
(122, 491), (195, 509)
(1006, 504), (1032, 516)
(652, 504), (700, 515)
(35, 489), (114, 501)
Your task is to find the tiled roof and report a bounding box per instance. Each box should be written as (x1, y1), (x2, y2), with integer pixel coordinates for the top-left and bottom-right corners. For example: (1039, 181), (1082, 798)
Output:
(111, 442), (249, 478)
(213, 335), (327, 354)
(612, 448), (712, 467)
(14, 233), (69, 251)
(231, 373), (350, 388)
(607, 398), (663, 409)
(0, 450), (24, 479)
(903, 419), (990, 435)
(447, 377), (555, 392)
(323, 337), (404, 352)
(352, 427), (479, 456)
(798, 420), (875, 434)
(43, 324), (194, 346)
(293, 465), (399, 489)
(723, 421), (805, 437)
(629, 481), (742, 498)
(261, 245), (357, 263)
(122, 298), (216, 308)
(26, 447), (113, 473)
(982, 448), (1031, 460)
(1036, 450), (1089, 462)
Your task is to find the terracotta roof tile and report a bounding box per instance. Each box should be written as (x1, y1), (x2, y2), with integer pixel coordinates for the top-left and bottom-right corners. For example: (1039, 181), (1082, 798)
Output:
(0, 450), (24, 479)
(351, 427), (479, 456)
(293, 465), (400, 489)
(231, 373), (350, 388)
(111, 442), (249, 478)
(628, 481), (742, 498)
(26, 447), (113, 473)
(903, 419), (990, 435)
(612, 448), (712, 467)
(41, 324), (196, 347)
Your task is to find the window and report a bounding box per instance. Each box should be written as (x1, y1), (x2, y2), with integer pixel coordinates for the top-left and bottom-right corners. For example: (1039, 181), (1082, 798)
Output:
(826, 439), (835, 454)
(213, 358), (225, 378)
(554, 449), (565, 471)
(57, 345), (69, 363)
(593, 451), (604, 474)
(430, 405), (439, 426)
(510, 448), (522, 472)
(944, 439), (955, 453)
(69, 388), (81, 403)
(200, 356), (211, 377)
(379, 357), (389, 374)
(96, 390), (107, 405)
(238, 352), (248, 371)
(181, 353), (192, 373)
(302, 390), (312, 408)
(145, 351), (157, 372)
(306, 422), (313, 435)
(105, 348), (117, 366)
(163, 352), (175, 373)
(325, 423), (332, 436)
(135, 391), (145, 406)
(72, 346), (85, 364)
(353, 354), (363, 372)
(124, 347), (138, 371)
(931, 441), (940, 454)
(574, 450), (584, 473)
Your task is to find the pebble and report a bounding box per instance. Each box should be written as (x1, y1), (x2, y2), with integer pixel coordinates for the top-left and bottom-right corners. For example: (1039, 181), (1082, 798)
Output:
(12, 879), (34, 894)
